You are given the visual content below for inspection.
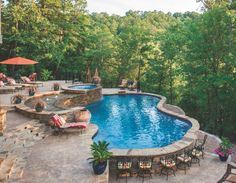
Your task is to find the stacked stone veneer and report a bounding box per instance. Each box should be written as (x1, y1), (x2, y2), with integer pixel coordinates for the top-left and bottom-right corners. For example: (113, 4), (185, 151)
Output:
(15, 87), (100, 122)
(0, 109), (6, 135)
(61, 85), (102, 106)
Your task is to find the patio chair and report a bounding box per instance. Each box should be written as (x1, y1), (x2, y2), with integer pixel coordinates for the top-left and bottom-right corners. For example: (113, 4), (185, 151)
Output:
(20, 76), (43, 87)
(5, 77), (23, 91)
(0, 81), (4, 87)
(128, 80), (137, 91)
(160, 154), (176, 180)
(116, 157), (132, 183)
(138, 157), (153, 183)
(51, 114), (87, 134)
(217, 164), (236, 183)
(177, 148), (192, 174)
(190, 148), (202, 166)
(29, 73), (37, 81)
(194, 134), (208, 159)
(118, 79), (128, 89)
(0, 73), (7, 81)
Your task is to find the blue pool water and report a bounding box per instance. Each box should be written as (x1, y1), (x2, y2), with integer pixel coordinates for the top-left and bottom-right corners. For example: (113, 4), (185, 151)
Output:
(69, 85), (97, 90)
(87, 95), (191, 149)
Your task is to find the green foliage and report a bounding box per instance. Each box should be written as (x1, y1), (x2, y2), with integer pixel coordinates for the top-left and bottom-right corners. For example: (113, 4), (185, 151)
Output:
(40, 69), (53, 81)
(0, 0), (235, 139)
(88, 141), (112, 165)
(220, 137), (233, 150)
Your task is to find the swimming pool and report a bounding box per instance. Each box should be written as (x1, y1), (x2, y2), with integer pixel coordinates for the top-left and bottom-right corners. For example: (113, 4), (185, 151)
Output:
(69, 84), (97, 90)
(87, 94), (191, 149)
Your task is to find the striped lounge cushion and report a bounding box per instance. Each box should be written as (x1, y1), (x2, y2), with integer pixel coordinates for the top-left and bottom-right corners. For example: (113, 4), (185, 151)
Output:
(52, 114), (66, 128)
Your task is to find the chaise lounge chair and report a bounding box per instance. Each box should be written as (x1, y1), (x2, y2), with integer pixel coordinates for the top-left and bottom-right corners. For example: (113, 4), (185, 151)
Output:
(128, 80), (137, 91)
(29, 73), (37, 81)
(20, 76), (43, 87)
(51, 114), (87, 134)
(217, 163), (236, 183)
(118, 79), (128, 89)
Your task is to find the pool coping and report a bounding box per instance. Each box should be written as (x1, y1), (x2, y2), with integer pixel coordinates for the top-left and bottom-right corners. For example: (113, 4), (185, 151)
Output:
(96, 92), (200, 157)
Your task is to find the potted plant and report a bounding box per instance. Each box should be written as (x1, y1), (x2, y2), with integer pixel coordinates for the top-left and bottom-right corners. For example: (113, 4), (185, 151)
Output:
(88, 140), (112, 175)
(53, 83), (60, 91)
(28, 87), (36, 96)
(11, 94), (24, 104)
(34, 99), (46, 112)
(214, 137), (234, 162)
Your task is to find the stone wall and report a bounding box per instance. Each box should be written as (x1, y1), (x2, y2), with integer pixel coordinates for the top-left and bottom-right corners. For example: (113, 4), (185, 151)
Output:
(56, 87), (102, 108)
(0, 109), (6, 135)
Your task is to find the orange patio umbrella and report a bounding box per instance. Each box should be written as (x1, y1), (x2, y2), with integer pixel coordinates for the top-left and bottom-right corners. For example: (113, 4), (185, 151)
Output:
(0, 57), (38, 65)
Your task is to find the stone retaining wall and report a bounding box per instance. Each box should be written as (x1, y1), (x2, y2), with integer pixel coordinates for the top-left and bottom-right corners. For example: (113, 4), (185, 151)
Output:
(15, 91), (86, 122)
(0, 109), (6, 135)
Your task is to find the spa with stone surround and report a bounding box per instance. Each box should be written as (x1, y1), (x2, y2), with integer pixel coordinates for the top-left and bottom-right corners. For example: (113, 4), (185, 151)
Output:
(16, 84), (102, 121)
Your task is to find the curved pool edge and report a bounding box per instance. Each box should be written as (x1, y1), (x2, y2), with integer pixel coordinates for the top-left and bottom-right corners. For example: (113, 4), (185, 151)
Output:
(92, 92), (200, 157)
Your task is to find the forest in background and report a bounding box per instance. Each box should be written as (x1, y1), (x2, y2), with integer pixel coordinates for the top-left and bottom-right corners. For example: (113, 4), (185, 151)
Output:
(0, 0), (235, 139)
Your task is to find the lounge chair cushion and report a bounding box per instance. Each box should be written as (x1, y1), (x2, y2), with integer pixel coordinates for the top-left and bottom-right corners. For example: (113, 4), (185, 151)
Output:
(192, 149), (203, 157)
(139, 161), (152, 169)
(58, 116), (67, 127)
(52, 114), (87, 129)
(0, 81), (4, 87)
(7, 78), (16, 85)
(0, 73), (6, 81)
(52, 114), (63, 127)
(62, 122), (87, 129)
(118, 162), (132, 169)
(177, 154), (191, 162)
(161, 159), (176, 168)
(232, 169), (236, 174)
(21, 76), (31, 83)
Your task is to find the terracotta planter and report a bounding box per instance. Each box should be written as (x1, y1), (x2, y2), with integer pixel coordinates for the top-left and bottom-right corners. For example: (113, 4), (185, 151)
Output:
(75, 109), (91, 122)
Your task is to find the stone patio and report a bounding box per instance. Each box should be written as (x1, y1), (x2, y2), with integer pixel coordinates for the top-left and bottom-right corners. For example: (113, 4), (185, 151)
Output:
(0, 81), (235, 183)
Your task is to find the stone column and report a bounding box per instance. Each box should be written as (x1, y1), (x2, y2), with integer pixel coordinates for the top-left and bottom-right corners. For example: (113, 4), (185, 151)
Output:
(0, 109), (6, 135)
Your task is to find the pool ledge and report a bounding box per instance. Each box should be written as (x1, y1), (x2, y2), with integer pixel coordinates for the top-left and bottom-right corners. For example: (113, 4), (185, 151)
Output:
(101, 92), (200, 157)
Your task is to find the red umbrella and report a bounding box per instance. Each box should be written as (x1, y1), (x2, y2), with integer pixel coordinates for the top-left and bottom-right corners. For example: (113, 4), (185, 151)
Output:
(0, 57), (38, 65)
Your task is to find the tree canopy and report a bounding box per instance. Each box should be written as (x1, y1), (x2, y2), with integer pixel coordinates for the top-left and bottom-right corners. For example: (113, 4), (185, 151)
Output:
(0, 0), (235, 139)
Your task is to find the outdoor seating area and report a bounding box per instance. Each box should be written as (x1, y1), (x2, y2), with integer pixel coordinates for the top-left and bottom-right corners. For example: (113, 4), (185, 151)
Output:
(119, 79), (138, 91)
(113, 136), (208, 182)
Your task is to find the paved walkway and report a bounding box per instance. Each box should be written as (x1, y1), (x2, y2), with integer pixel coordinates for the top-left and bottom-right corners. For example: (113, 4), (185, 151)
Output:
(20, 124), (108, 183)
